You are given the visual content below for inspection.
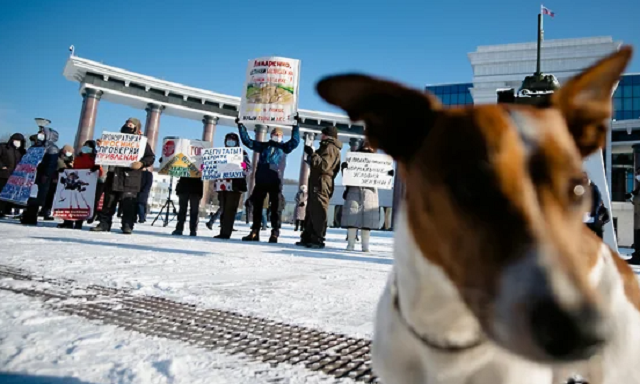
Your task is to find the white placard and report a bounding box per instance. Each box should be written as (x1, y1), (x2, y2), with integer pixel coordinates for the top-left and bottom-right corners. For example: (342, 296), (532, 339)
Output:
(239, 56), (301, 125)
(95, 132), (148, 167)
(201, 147), (244, 180)
(52, 170), (99, 221)
(342, 152), (395, 190)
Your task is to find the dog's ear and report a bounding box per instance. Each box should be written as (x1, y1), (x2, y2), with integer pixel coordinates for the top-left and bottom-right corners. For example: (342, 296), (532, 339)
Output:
(552, 46), (633, 158)
(316, 74), (441, 163)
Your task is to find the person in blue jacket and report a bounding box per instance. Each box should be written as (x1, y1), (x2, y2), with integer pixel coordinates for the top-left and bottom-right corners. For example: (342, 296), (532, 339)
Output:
(237, 116), (300, 243)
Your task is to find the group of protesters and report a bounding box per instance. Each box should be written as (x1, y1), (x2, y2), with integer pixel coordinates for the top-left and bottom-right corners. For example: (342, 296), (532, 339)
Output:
(0, 114), (383, 252)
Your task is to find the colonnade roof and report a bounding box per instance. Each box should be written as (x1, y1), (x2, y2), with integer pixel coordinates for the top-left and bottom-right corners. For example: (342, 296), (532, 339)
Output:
(63, 54), (366, 137)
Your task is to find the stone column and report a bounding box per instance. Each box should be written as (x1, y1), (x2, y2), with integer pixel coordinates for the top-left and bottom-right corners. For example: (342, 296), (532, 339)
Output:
(632, 144), (640, 264)
(298, 132), (316, 190)
(248, 125), (269, 194)
(144, 103), (164, 164)
(200, 116), (218, 210)
(73, 88), (102, 151)
(391, 163), (404, 230)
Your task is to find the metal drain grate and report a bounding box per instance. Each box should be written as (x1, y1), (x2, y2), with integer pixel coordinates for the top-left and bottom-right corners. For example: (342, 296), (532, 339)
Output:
(0, 265), (379, 383)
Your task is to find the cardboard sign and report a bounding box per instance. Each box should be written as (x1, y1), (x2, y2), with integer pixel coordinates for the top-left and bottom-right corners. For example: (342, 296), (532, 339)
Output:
(0, 147), (46, 206)
(239, 56), (301, 125)
(52, 170), (98, 221)
(95, 132), (148, 167)
(201, 147), (244, 180)
(158, 138), (210, 178)
(342, 152), (395, 190)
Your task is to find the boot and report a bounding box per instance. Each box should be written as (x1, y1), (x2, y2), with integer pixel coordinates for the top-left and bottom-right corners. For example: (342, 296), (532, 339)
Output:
(90, 223), (110, 232)
(189, 230), (197, 237)
(57, 221), (74, 229)
(74, 221), (83, 230)
(214, 234), (230, 239)
(206, 216), (214, 230)
(121, 224), (133, 235)
(269, 229), (279, 244)
(294, 221), (299, 231)
(346, 228), (357, 251)
(172, 229), (183, 236)
(242, 230), (260, 242)
(361, 230), (371, 252)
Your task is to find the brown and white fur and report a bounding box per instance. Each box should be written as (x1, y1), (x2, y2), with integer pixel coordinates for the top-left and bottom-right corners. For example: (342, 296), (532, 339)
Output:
(316, 47), (640, 384)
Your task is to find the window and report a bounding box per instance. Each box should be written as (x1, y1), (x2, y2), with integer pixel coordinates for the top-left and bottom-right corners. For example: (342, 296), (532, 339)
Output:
(623, 86), (633, 98)
(450, 94), (459, 104)
(624, 98), (633, 111)
(634, 98), (640, 110)
(441, 94), (451, 104)
(614, 87), (622, 98)
(634, 85), (640, 97)
(614, 98), (622, 111)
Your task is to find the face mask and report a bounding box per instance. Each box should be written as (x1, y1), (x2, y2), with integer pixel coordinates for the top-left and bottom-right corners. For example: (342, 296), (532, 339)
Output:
(121, 125), (136, 134)
(271, 135), (282, 142)
(13, 141), (21, 148)
(636, 175), (640, 182)
(65, 152), (73, 158)
(37, 133), (45, 141)
(81, 146), (93, 154)
(226, 140), (237, 147)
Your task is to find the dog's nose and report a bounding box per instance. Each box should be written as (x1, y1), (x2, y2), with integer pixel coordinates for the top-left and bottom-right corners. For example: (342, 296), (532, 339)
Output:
(529, 298), (606, 360)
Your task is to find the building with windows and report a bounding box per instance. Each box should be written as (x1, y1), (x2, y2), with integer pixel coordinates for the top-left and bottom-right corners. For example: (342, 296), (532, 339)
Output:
(426, 37), (640, 246)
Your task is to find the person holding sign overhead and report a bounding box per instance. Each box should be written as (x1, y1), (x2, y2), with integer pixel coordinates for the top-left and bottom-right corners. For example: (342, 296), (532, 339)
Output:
(91, 118), (155, 235)
(237, 116), (300, 243)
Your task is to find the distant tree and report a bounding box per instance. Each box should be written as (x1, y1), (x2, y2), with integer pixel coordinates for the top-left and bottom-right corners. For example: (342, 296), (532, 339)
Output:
(283, 178), (298, 185)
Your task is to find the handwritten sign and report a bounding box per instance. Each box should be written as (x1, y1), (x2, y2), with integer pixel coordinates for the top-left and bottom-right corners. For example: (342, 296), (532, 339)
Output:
(158, 138), (210, 178)
(95, 131), (148, 167)
(239, 56), (301, 125)
(0, 147), (46, 205)
(52, 170), (98, 221)
(201, 147), (244, 180)
(342, 152), (395, 190)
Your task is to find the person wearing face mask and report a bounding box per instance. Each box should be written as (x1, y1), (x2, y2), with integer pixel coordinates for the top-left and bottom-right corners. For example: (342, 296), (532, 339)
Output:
(20, 127), (60, 225)
(0, 133), (27, 217)
(340, 139), (380, 252)
(297, 126), (343, 249)
(42, 145), (75, 220)
(57, 140), (103, 229)
(91, 118), (155, 234)
(237, 116), (300, 243)
(293, 185), (307, 231)
(212, 133), (252, 239)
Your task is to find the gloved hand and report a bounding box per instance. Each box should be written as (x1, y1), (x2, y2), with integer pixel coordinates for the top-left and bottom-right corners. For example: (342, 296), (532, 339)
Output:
(388, 169), (395, 177)
(130, 161), (143, 170)
(341, 162), (348, 172)
(304, 146), (313, 156)
(299, 202), (305, 207)
(235, 117), (241, 126)
(241, 162), (247, 170)
(294, 113), (300, 122)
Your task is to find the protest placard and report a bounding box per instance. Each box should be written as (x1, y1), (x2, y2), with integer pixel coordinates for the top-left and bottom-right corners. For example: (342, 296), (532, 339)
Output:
(239, 56), (301, 125)
(52, 170), (99, 221)
(0, 147), (46, 206)
(158, 138), (210, 178)
(342, 152), (395, 190)
(95, 131), (148, 167)
(201, 147), (244, 181)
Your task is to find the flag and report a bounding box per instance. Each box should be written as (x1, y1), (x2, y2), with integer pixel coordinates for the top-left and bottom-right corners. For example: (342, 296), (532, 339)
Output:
(541, 5), (555, 17)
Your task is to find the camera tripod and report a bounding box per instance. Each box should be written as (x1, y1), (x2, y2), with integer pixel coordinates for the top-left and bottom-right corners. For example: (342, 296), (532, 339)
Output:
(152, 176), (178, 227)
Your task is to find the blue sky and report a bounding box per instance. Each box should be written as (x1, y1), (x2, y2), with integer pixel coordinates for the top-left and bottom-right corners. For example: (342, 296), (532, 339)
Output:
(0, 0), (638, 180)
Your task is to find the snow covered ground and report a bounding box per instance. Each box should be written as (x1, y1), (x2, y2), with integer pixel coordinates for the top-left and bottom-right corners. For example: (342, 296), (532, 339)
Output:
(1, 218), (638, 383)
(0, 219), (392, 383)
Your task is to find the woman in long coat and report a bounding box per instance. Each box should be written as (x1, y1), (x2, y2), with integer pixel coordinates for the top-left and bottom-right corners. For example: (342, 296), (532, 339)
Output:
(293, 185), (307, 231)
(341, 140), (380, 252)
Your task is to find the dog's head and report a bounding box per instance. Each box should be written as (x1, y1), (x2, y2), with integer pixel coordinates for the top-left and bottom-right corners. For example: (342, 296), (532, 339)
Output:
(317, 47), (632, 363)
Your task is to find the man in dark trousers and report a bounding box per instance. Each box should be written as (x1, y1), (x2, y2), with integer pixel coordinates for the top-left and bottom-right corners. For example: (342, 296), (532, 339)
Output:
(172, 176), (203, 237)
(137, 167), (153, 223)
(0, 133), (26, 217)
(91, 118), (155, 234)
(298, 126), (343, 249)
(237, 117), (300, 243)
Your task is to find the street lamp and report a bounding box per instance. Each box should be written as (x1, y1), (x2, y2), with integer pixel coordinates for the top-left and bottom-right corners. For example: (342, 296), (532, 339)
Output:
(34, 118), (51, 129)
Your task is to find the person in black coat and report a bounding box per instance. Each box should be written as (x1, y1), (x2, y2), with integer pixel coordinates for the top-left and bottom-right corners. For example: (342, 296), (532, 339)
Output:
(20, 127), (60, 225)
(583, 172), (609, 239)
(0, 133), (27, 217)
(172, 176), (203, 237)
(91, 118), (156, 234)
(137, 168), (153, 223)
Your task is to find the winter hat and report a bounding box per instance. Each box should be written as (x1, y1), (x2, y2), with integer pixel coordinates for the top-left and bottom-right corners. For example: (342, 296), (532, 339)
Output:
(42, 127), (59, 143)
(83, 140), (97, 150)
(321, 126), (338, 139)
(126, 118), (142, 133)
(271, 127), (283, 137)
(61, 145), (74, 155)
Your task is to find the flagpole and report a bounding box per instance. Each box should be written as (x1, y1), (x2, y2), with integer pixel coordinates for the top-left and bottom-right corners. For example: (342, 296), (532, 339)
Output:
(536, 6), (543, 76)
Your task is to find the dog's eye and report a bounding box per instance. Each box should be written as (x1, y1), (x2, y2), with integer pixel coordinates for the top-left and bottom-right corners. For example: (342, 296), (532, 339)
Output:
(568, 178), (587, 204)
